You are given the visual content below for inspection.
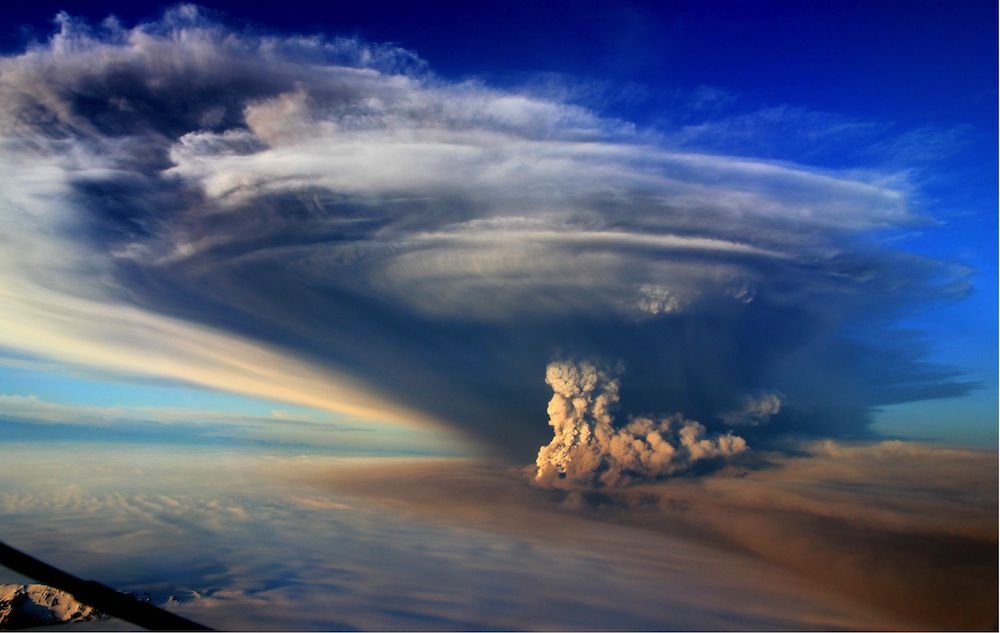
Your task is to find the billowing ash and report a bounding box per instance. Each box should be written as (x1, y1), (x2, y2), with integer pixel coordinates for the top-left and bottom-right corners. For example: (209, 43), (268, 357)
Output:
(535, 361), (747, 487)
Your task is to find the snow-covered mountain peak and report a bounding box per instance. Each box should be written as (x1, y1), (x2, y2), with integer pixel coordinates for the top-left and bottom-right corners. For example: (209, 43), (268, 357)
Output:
(0, 583), (106, 629)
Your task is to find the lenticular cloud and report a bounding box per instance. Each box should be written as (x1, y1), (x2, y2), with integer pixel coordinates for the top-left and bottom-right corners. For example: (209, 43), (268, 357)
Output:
(535, 361), (747, 487)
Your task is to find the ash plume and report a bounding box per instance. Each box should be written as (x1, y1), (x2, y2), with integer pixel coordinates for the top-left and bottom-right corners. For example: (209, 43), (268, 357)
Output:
(535, 360), (747, 487)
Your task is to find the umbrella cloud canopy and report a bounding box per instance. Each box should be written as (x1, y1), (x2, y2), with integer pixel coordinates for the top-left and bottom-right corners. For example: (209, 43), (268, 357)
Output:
(0, 6), (977, 459)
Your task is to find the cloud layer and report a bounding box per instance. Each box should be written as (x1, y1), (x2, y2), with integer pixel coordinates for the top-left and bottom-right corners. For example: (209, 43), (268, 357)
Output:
(8, 442), (978, 630)
(0, 394), (462, 455)
(0, 6), (975, 456)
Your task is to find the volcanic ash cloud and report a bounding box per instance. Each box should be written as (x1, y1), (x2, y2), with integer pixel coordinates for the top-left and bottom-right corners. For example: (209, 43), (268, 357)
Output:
(535, 361), (748, 487)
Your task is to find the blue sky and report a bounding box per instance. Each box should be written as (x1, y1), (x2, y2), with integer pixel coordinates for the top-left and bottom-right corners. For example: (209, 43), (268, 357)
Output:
(0, 0), (995, 451)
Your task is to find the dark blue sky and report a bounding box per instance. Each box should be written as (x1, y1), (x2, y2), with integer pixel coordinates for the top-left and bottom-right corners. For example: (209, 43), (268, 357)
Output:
(4, 1), (995, 121)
